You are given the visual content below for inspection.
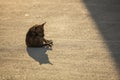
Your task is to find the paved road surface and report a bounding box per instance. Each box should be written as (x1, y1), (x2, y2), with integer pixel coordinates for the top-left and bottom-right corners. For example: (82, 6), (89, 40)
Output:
(0, 0), (120, 80)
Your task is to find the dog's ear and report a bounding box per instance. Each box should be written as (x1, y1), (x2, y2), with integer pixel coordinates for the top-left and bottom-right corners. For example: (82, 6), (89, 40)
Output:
(41, 22), (46, 27)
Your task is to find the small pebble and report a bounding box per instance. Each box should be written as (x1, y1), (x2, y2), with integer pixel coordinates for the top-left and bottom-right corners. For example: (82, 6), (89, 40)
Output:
(25, 14), (29, 17)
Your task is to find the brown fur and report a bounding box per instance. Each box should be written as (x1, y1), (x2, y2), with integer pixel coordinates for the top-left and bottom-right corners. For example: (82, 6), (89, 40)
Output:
(25, 22), (53, 48)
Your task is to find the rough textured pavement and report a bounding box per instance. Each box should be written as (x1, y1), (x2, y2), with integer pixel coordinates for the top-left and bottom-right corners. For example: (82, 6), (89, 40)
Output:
(0, 0), (120, 80)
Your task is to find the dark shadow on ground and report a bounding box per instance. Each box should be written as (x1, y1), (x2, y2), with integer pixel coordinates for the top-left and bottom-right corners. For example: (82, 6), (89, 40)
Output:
(83, 0), (120, 74)
(26, 47), (53, 65)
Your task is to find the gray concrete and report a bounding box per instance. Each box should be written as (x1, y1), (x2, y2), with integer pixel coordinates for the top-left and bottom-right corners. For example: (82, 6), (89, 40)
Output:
(0, 0), (119, 80)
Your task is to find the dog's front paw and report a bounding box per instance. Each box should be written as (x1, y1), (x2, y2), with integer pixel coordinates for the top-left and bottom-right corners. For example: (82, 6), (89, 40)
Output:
(46, 40), (53, 45)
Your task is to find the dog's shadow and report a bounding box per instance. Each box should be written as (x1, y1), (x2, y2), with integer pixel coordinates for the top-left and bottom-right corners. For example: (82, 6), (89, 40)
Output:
(26, 47), (53, 65)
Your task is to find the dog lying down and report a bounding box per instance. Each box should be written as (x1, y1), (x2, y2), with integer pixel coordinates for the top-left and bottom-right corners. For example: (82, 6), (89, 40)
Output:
(25, 22), (53, 48)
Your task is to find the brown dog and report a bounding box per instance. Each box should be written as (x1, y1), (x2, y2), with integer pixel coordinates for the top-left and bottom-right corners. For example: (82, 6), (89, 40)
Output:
(25, 22), (53, 48)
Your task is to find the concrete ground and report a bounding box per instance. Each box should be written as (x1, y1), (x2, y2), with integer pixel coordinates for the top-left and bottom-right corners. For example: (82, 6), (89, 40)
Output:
(0, 0), (120, 80)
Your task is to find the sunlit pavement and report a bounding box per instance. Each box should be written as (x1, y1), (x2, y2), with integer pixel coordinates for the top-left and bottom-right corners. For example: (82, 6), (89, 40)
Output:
(0, 0), (119, 80)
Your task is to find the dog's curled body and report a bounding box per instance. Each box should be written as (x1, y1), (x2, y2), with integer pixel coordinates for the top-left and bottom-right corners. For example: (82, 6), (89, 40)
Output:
(26, 22), (53, 47)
